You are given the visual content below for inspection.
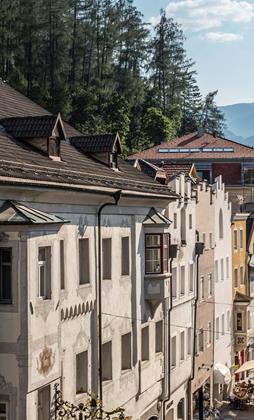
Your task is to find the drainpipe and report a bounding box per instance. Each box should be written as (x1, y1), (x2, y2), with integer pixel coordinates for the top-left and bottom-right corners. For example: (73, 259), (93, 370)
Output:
(97, 190), (122, 402)
(162, 242), (177, 418)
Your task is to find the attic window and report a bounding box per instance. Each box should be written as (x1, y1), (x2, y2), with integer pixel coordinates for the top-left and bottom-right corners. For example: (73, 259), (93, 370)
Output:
(110, 152), (118, 169)
(48, 137), (60, 159)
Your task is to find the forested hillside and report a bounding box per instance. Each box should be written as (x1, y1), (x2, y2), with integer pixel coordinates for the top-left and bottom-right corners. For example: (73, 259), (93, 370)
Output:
(0, 0), (225, 154)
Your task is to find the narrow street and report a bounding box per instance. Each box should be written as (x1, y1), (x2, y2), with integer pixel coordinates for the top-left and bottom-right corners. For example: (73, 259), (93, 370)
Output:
(222, 407), (254, 419)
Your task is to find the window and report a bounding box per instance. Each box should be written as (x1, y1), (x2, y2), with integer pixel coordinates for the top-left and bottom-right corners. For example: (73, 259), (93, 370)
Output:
(145, 234), (169, 274)
(240, 266), (244, 285)
(200, 276), (204, 301)
(248, 311), (251, 330)
(198, 329), (204, 352)
(227, 310), (231, 331)
(173, 213), (177, 229)
(221, 259), (224, 281)
(180, 208), (186, 245)
(219, 209), (223, 239)
(208, 274), (212, 297)
(60, 240), (65, 290)
(102, 341), (112, 381)
(79, 239), (89, 284)
(234, 268), (238, 288)
(180, 331), (185, 361)
(221, 314), (225, 336)
(38, 247), (51, 299)
(141, 326), (149, 361)
(102, 238), (112, 280)
(76, 351), (88, 393)
(234, 230), (238, 250)
(38, 386), (50, 420)
(0, 401), (8, 420)
(155, 320), (163, 353)
(226, 257), (229, 279)
(187, 327), (192, 356)
(180, 265), (185, 295)
(189, 214), (193, 229)
(189, 263), (194, 292)
(215, 260), (218, 283)
(172, 267), (177, 299)
(171, 336), (176, 368)
(208, 322), (212, 346)
(202, 233), (206, 249)
(240, 229), (243, 249)
(237, 312), (243, 332)
(209, 233), (213, 249)
(121, 333), (131, 370)
(216, 317), (219, 340)
(121, 237), (130, 276)
(0, 248), (12, 304)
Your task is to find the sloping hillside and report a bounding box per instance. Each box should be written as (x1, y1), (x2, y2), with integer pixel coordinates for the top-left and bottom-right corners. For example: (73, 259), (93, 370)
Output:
(220, 103), (254, 146)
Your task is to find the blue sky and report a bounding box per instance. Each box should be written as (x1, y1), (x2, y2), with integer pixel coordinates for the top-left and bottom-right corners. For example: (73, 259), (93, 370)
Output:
(134, 0), (254, 106)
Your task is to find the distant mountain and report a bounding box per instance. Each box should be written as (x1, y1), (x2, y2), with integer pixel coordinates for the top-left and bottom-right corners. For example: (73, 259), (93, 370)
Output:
(219, 103), (254, 146)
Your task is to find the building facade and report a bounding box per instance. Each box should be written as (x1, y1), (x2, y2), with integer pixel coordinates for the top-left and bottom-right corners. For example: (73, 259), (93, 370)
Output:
(191, 181), (214, 419)
(166, 173), (197, 420)
(231, 213), (250, 372)
(212, 176), (232, 400)
(0, 82), (179, 420)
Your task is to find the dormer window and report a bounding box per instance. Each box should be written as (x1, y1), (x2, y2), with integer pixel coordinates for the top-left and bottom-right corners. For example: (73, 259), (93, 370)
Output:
(110, 152), (118, 169)
(70, 133), (122, 170)
(0, 113), (66, 161)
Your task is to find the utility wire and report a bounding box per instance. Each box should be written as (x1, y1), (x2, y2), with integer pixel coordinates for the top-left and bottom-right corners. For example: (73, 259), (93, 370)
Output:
(102, 311), (253, 339)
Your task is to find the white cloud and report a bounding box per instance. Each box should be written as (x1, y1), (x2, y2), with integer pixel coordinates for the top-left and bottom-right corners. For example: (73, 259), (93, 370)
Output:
(150, 0), (254, 32)
(202, 31), (244, 42)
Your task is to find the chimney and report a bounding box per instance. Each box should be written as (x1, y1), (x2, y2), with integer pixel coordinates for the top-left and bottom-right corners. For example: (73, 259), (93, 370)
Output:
(213, 130), (217, 138)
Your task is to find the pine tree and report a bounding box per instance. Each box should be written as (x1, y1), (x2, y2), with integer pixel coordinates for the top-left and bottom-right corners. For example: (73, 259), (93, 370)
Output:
(201, 90), (225, 135)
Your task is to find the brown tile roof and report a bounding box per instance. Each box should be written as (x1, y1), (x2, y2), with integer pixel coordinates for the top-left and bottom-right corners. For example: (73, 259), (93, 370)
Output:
(0, 82), (176, 198)
(70, 133), (121, 153)
(0, 115), (61, 139)
(136, 159), (166, 180)
(129, 132), (254, 161)
(162, 163), (193, 180)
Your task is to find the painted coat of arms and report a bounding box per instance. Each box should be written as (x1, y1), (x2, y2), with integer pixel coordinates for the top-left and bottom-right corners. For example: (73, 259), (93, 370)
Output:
(37, 345), (56, 376)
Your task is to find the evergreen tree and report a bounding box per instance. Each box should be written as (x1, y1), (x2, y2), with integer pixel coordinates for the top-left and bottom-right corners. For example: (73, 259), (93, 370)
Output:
(201, 90), (225, 135)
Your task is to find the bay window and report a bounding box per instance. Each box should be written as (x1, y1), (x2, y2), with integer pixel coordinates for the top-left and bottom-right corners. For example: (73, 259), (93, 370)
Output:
(145, 233), (169, 274)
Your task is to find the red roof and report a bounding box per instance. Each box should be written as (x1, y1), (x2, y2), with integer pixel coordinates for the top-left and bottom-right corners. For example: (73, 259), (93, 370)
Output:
(129, 132), (254, 160)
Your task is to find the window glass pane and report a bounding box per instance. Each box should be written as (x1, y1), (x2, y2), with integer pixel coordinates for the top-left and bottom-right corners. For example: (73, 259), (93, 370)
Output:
(76, 351), (88, 393)
(79, 239), (89, 284)
(121, 237), (130, 276)
(146, 235), (161, 247)
(38, 247), (51, 299)
(102, 342), (112, 380)
(121, 333), (131, 370)
(146, 248), (161, 273)
(0, 248), (12, 303)
(172, 267), (177, 298)
(60, 240), (65, 290)
(141, 326), (149, 361)
(171, 336), (176, 367)
(102, 238), (112, 280)
(155, 321), (163, 353)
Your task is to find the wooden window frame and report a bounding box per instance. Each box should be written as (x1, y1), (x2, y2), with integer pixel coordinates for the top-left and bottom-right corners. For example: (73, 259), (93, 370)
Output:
(145, 233), (169, 275)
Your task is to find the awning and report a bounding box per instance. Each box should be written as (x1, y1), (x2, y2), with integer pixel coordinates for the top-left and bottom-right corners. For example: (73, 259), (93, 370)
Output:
(235, 360), (254, 374)
(214, 363), (231, 385)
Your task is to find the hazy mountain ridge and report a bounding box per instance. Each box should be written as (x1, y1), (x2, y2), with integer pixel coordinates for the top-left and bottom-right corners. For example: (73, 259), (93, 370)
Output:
(220, 103), (254, 146)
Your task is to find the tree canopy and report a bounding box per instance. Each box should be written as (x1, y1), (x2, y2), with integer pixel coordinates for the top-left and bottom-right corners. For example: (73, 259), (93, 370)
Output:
(0, 1), (225, 155)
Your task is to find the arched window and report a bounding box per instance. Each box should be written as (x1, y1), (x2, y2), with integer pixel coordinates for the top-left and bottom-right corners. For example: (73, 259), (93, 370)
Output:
(219, 209), (223, 239)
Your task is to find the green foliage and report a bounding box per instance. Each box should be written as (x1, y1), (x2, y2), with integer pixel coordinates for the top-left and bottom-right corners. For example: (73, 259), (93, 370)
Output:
(0, 1), (225, 155)
(201, 90), (226, 135)
(143, 107), (176, 147)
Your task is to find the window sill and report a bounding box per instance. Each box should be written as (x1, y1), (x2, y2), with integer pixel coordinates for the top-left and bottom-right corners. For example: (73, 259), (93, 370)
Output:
(78, 283), (91, 288)
(121, 368), (133, 377)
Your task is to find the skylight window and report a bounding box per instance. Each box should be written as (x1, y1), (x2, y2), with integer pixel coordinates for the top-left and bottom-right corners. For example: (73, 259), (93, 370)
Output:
(158, 146), (234, 153)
